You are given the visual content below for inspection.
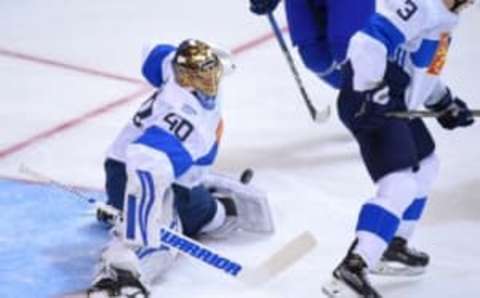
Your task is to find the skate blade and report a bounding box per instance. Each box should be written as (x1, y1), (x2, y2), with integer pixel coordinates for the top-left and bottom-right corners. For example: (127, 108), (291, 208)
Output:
(370, 261), (425, 276)
(322, 278), (361, 298)
(58, 289), (109, 298)
(57, 291), (89, 298)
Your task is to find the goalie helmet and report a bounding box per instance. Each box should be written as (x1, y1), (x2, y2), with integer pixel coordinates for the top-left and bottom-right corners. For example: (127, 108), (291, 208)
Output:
(173, 39), (223, 98)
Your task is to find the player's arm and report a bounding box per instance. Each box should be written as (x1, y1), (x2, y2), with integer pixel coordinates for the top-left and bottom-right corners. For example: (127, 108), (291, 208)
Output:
(424, 78), (475, 130)
(347, 0), (427, 91)
(416, 33), (474, 130)
(298, 0), (373, 89)
(142, 44), (176, 87)
(326, 0), (375, 64)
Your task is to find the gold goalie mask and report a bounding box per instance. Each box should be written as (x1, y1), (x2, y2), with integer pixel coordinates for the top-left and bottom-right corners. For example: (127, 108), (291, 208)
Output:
(173, 39), (223, 97)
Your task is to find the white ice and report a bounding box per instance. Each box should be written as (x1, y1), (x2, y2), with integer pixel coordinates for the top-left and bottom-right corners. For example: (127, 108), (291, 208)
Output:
(0, 1), (479, 297)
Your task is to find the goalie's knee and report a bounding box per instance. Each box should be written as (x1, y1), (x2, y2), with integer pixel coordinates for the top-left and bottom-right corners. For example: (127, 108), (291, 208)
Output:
(198, 195), (241, 239)
(121, 169), (175, 248)
(203, 190), (275, 238)
(173, 184), (218, 237)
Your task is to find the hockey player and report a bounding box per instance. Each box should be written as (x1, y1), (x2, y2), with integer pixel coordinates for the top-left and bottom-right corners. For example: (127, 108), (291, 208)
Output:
(89, 39), (274, 297)
(322, 0), (476, 297)
(249, 0), (375, 89)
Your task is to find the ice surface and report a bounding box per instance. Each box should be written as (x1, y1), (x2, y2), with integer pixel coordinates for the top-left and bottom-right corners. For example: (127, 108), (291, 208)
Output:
(0, 1), (479, 297)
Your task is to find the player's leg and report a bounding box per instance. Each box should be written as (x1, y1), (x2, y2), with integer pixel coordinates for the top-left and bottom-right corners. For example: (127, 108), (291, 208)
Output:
(96, 158), (127, 226)
(378, 119), (438, 275)
(173, 183), (223, 238)
(325, 97), (420, 297)
(397, 119), (437, 240)
(90, 169), (179, 297)
(104, 158), (128, 210)
(175, 171), (274, 239)
(203, 171), (274, 236)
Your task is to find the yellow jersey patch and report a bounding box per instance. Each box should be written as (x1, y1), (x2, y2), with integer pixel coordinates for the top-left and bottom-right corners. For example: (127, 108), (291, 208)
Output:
(427, 33), (450, 75)
(216, 119), (224, 142)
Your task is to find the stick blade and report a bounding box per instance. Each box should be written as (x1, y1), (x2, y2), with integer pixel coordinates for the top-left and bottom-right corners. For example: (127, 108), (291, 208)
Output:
(239, 230), (317, 285)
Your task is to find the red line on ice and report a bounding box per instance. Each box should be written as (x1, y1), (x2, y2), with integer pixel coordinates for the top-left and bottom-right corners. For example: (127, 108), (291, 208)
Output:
(0, 27), (288, 159)
(0, 47), (144, 84)
(231, 27), (288, 55)
(0, 87), (152, 159)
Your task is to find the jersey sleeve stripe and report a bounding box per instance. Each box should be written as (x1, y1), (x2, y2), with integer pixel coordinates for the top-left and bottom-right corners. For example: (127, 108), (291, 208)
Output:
(142, 44), (176, 87)
(410, 39), (439, 68)
(134, 126), (193, 178)
(362, 14), (406, 57)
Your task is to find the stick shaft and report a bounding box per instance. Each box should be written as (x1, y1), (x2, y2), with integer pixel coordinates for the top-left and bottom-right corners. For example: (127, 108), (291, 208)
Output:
(388, 110), (480, 119)
(19, 164), (316, 285)
(267, 12), (319, 121)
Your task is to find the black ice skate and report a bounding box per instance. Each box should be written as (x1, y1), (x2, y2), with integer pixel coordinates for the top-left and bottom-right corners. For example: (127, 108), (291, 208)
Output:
(371, 237), (429, 276)
(87, 266), (149, 298)
(322, 253), (381, 298)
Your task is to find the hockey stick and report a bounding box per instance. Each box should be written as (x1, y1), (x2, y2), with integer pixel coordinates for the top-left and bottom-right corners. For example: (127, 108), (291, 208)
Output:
(19, 164), (317, 286)
(267, 12), (330, 123)
(387, 109), (480, 119)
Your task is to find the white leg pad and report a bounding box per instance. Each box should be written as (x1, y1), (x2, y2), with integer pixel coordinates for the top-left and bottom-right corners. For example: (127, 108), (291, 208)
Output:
(203, 172), (275, 234)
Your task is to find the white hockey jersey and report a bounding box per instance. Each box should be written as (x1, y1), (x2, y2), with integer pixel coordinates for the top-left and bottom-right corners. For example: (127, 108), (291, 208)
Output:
(107, 46), (224, 188)
(347, 0), (460, 109)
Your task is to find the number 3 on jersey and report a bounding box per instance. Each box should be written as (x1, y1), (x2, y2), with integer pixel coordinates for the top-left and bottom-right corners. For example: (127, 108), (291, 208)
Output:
(397, 0), (418, 21)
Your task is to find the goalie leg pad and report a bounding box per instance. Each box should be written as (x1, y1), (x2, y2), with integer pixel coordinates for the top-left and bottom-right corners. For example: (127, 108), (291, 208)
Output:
(121, 169), (176, 248)
(88, 239), (149, 297)
(203, 172), (275, 234)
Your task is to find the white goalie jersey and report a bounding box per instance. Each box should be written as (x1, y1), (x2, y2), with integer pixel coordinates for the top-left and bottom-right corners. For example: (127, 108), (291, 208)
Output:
(106, 51), (224, 189)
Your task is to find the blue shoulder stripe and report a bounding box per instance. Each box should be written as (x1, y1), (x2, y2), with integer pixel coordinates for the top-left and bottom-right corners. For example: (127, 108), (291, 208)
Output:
(362, 14), (406, 56)
(134, 126), (193, 178)
(410, 39), (439, 68)
(142, 44), (176, 87)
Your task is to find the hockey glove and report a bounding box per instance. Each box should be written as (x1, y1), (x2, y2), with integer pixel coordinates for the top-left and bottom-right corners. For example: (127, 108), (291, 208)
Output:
(352, 62), (410, 132)
(352, 84), (393, 132)
(250, 0), (280, 15)
(426, 88), (474, 130)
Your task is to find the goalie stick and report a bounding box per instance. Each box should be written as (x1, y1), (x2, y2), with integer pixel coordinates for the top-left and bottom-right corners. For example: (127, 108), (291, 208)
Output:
(387, 109), (480, 119)
(19, 164), (317, 287)
(267, 12), (331, 124)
